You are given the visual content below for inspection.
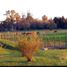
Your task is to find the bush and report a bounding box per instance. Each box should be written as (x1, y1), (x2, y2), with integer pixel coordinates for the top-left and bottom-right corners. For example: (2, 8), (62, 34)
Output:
(18, 34), (44, 62)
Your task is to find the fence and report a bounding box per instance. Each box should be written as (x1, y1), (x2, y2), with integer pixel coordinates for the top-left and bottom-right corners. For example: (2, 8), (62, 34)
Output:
(40, 32), (67, 49)
(0, 31), (67, 49)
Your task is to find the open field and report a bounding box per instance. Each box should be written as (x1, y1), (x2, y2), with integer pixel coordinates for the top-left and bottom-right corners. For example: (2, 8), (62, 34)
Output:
(0, 29), (67, 48)
(0, 30), (67, 66)
(0, 47), (67, 66)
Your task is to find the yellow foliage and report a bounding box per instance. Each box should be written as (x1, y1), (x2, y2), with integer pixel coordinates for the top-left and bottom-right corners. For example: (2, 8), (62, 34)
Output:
(18, 34), (44, 61)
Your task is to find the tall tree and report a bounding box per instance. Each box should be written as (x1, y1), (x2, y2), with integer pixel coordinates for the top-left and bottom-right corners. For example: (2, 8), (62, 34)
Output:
(42, 15), (48, 22)
(26, 12), (34, 23)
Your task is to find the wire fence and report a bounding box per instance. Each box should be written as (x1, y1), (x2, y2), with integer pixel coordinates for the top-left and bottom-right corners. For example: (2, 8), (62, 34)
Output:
(0, 31), (67, 49)
(42, 32), (67, 49)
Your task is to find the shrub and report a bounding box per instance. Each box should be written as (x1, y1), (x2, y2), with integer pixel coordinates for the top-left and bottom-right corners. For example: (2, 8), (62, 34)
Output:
(18, 34), (44, 62)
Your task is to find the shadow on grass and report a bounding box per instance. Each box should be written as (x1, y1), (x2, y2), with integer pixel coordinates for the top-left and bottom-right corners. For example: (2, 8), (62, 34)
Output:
(0, 42), (18, 50)
(4, 45), (18, 50)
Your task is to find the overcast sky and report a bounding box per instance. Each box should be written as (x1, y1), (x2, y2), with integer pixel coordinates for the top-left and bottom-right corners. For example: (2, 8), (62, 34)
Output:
(0, 0), (67, 21)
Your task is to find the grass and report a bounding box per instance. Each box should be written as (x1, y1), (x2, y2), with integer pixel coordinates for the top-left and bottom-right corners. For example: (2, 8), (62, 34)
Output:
(0, 39), (17, 47)
(0, 47), (67, 66)
(0, 47), (21, 56)
(41, 32), (67, 41)
(0, 30), (67, 66)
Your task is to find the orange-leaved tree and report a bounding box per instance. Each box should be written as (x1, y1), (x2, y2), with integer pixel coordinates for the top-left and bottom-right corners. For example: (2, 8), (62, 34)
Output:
(18, 33), (44, 62)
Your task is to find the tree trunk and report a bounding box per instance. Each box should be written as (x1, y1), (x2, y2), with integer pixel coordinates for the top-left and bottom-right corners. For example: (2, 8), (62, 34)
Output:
(27, 58), (32, 62)
(27, 56), (32, 62)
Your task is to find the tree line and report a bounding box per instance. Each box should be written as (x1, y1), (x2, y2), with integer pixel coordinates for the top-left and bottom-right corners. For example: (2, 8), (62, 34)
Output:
(0, 10), (67, 31)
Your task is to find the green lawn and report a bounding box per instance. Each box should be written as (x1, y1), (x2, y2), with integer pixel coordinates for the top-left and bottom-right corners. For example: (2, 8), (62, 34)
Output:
(0, 47), (67, 66)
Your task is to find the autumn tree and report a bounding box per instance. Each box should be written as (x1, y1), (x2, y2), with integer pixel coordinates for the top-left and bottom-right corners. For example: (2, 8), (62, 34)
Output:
(26, 11), (34, 23)
(18, 33), (44, 62)
(4, 10), (21, 22)
(42, 15), (48, 23)
(14, 13), (21, 22)
(4, 10), (11, 22)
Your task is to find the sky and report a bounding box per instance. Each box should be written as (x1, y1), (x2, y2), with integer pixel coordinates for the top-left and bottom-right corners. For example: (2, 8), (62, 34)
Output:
(0, 0), (67, 21)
